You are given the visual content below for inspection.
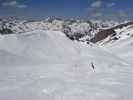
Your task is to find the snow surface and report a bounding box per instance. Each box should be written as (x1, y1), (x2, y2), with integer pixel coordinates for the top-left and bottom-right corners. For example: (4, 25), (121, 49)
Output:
(104, 37), (133, 64)
(0, 30), (133, 100)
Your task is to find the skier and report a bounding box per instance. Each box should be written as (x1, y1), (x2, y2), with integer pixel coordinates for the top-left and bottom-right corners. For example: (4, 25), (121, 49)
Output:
(91, 62), (95, 71)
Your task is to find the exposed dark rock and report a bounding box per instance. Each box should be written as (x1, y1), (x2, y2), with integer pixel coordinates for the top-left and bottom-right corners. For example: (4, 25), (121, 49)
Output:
(90, 29), (116, 43)
(0, 28), (13, 35)
(90, 22), (133, 43)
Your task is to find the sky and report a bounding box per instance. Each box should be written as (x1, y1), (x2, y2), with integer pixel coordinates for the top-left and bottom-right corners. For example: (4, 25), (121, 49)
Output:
(0, 0), (133, 20)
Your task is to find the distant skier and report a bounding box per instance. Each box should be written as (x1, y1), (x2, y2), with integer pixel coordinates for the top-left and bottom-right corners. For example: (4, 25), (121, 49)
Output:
(91, 62), (95, 71)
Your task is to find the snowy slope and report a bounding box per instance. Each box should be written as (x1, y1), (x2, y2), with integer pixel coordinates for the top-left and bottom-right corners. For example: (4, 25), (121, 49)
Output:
(104, 37), (133, 64)
(0, 30), (79, 65)
(0, 30), (133, 100)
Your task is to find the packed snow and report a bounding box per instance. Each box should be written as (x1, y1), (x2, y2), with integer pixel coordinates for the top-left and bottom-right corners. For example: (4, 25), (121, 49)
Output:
(0, 29), (133, 100)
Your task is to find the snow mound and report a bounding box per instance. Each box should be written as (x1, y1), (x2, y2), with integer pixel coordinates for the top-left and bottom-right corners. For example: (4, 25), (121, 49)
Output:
(0, 30), (78, 65)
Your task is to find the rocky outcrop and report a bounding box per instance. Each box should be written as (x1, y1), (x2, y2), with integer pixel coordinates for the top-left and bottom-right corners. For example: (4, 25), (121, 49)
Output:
(90, 22), (133, 43)
(90, 29), (116, 43)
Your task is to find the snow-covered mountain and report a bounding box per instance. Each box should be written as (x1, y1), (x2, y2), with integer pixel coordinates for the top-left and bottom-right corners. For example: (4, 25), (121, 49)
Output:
(91, 21), (133, 45)
(0, 17), (133, 100)
(0, 17), (119, 41)
(1, 17), (133, 45)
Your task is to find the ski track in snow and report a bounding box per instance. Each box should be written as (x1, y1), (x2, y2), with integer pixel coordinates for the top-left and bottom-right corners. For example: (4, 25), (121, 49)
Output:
(0, 30), (133, 100)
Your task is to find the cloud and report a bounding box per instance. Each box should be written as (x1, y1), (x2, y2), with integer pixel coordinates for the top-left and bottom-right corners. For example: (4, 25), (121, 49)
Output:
(91, 12), (103, 18)
(2, 1), (17, 7)
(17, 4), (27, 8)
(107, 2), (115, 7)
(2, 0), (27, 8)
(88, 0), (103, 18)
(90, 0), (102, 8)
